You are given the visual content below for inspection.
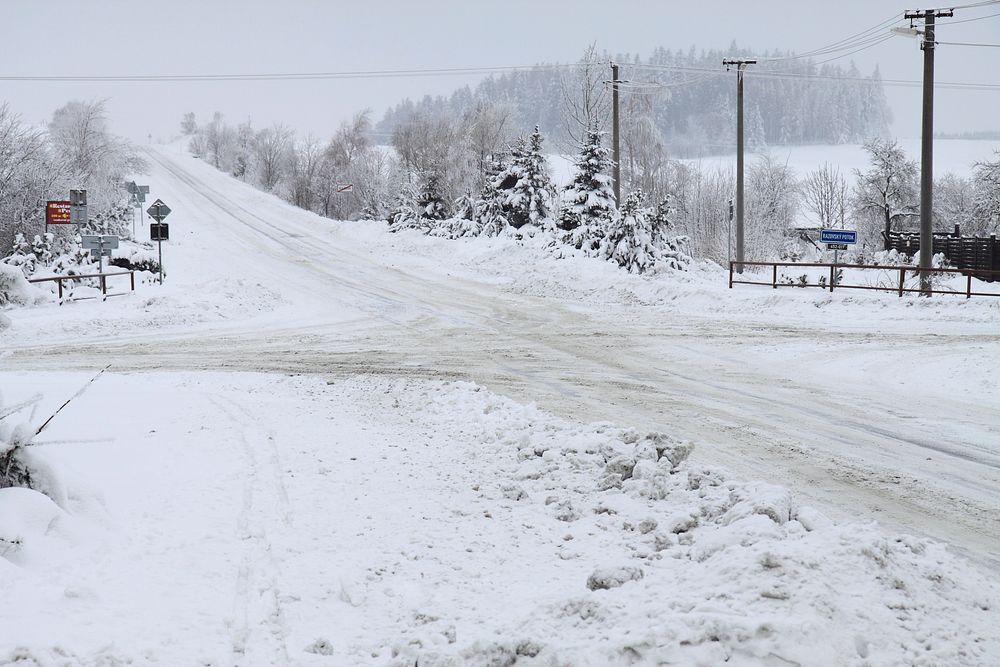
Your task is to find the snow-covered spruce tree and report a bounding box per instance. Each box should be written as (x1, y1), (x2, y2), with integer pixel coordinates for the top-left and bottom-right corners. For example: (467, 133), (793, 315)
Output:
(648, 195), (691, 270)
(475, 179), (509, 237)
(559, 129), (617, 253)
(2, 234), (36, 277)
(601, 190), (659, 274)
(387, 185), (424, 233)
(448, 192), (479, 239)
(499, 127), (555, 230)
(30, 234), (54, 268)
(416, 171), (449, 222)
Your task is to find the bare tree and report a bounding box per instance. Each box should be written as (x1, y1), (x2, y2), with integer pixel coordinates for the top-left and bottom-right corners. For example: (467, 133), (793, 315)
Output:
(621, 93), (669, 203)
(559, 44), (611, 150)
(802, 163), (847, 228)
(463, 99), (514, 193)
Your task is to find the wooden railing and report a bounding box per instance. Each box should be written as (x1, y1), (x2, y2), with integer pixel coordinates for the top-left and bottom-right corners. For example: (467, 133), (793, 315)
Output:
(28, 270), (136, 304)
(729, 261), (1000, 299)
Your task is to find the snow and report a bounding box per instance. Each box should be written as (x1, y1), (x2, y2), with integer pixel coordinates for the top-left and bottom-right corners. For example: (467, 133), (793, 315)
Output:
(2, 143), (999, 665)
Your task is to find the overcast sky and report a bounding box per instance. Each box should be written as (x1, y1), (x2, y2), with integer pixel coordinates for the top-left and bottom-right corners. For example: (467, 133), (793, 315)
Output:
(1, 0), (997, 146)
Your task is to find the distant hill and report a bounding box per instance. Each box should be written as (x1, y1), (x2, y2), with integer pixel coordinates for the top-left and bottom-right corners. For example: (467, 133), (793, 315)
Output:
(375, 45), (891, 158)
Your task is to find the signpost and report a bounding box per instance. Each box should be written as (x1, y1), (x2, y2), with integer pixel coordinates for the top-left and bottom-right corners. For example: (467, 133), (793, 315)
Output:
(147, 198), (171, 285)
(69, 189), (88, 231)
(820, 229), (857, 269)
(124, 182), (150, 237)
(80, 234), (119, 275)
(46, 201), (72, 227)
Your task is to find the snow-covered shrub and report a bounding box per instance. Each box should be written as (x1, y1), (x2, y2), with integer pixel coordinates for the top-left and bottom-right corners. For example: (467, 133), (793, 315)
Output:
(0, 393), (38, 490)
(0, 263), (40, 307)
(109, 246), (161, 274)
(2, 233), (36, 277)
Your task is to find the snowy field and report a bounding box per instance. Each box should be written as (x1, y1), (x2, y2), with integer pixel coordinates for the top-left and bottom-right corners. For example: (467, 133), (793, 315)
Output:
(2, 143), (999, 665)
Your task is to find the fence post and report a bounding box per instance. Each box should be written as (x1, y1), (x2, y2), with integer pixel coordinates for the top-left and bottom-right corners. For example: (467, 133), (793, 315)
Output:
(772, 264), (778, 289)
(967, 274), (972, 299)
(57, 278), (63, 304)
(829, 265), (835, 293)
(130, 271), (135, 292)
(898, 267), (906, 297)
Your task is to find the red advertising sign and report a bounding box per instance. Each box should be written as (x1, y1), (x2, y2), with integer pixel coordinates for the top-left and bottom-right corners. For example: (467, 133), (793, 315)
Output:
(46, 200), (72, 225)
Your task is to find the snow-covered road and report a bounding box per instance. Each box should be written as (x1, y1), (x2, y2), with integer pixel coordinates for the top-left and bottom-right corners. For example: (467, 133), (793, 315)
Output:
(3, 144), (1000, 664)
(5, 145), (998, 570)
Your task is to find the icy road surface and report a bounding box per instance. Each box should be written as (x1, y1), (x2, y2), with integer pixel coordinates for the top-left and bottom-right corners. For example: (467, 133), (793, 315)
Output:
(4, 144), (998, 572)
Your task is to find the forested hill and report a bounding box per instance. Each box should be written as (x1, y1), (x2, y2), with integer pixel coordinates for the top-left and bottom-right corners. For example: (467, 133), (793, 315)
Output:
(374, 45), (891, 157)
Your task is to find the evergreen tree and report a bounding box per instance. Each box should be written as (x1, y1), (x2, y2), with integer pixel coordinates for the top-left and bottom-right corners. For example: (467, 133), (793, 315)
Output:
(600, 189), (667, 274)
(559, 129), (617, 253)
(475, 179), (509, 237)
(416, 171), (448, 221)
(499, 126), (555, 229)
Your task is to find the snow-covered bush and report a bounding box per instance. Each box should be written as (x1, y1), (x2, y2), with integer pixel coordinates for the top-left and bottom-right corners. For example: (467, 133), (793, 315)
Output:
(0, 263), (40, 307)
(0, 393), (38, 490)
(109, 246), (161, 274)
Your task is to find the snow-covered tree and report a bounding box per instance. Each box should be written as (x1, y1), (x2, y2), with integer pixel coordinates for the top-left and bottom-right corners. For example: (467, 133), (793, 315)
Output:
(559, 129), (617, 252)
(851, 138), (919, 251)
(253, 124), (293, 192)
(601, 189), (658, 273)
(499, 127), (555, 229)
(746, 154), (798, 262)
(475, 179), (509, 237)
(416, 171), (448, 221)
(935, 173), (975, 236)
(972, 152), (1000, 236)
(180, 112), (198, 136)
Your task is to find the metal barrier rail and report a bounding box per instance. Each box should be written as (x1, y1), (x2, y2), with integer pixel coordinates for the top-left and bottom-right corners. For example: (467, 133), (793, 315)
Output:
(28, 270), (136, 304)
(728, 261), (1000, 299)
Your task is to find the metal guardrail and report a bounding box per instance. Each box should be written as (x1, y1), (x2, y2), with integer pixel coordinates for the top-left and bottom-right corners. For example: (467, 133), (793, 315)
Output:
(728, 261), (1000, 299)
(28, 270), (136, 304)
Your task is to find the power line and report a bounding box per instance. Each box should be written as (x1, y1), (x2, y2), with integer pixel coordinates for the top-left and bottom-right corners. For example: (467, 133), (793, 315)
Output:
(937, 9), (1000, 23)
(0, 63), (584, 83)
(756, 13), (903, 62)
(936, 40), (1000, 46)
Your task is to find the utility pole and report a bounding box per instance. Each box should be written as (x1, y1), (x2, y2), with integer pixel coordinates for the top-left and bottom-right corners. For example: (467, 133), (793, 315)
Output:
(611, 62), (621, 205)
(723, 59), (755, 274)
(904, 8), (952, 295)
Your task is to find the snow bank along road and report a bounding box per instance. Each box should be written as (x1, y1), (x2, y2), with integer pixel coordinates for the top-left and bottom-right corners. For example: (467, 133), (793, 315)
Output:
(3, 144), (999, 580)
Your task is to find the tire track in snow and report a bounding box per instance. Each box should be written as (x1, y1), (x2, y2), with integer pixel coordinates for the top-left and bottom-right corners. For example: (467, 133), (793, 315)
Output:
(210, 395), (291, 666)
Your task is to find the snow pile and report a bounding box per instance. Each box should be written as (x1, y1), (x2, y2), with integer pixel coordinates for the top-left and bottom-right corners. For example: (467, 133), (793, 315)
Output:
(371, 379), (1000, 666)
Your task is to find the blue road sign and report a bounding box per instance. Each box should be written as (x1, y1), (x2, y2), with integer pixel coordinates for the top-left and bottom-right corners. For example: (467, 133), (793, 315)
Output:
(820, 229), (857, 244)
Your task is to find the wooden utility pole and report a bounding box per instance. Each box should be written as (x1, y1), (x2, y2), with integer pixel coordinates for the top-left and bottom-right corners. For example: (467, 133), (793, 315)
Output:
(723, 59), (755, 274)
(611, 62), (621, 205)
(905, 8), (952, 294)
